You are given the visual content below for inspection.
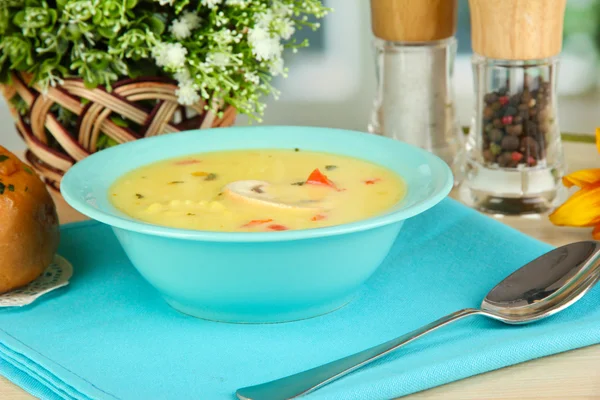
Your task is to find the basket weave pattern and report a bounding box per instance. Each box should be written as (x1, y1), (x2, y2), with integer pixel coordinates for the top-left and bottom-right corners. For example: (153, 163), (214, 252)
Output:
(1, 72), (236, 192)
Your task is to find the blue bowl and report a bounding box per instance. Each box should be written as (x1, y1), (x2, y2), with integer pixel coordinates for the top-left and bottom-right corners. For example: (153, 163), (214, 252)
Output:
(61, 126), (452, 323)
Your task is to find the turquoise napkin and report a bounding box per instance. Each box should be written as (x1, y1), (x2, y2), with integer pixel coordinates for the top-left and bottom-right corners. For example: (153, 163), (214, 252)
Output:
(1, 198), (600, 400)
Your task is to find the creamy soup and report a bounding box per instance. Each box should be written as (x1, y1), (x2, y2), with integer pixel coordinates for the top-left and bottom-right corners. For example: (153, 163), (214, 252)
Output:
(109, 149), (406, 232)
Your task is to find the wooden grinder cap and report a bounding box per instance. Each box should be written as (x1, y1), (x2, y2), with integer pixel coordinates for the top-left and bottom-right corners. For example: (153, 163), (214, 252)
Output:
(370, 0), (458, 42)
(469, 0), (567, 60)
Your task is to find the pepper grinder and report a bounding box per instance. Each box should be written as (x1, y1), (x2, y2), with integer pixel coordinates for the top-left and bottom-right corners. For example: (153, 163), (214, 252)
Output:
(368, 0), (464, 185)
(460, 0), (567, 215)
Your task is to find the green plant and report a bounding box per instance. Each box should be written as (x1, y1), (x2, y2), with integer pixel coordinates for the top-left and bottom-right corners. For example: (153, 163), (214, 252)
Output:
(0, 0), (330, 120)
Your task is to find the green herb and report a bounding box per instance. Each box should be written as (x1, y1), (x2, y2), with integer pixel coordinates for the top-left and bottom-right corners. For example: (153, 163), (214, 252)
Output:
(325, 165), (338, 171)
(0, 155), (8, 162)
(292, 181), (305, 186)
(0, 182), (4, 194)
(23, 166), (33, 174)
(187, 213), (195, 216)
(205, 173), (217, 181)
(8, 184), (14, 192)
(135, 193), (144, 199)
(97, 134), (119, 150)
(294, 148), (300, 152)
(169, 181), (184, 184)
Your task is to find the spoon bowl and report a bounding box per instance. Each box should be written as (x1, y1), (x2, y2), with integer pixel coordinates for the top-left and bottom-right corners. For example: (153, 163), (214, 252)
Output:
(481, 241), (600, 324)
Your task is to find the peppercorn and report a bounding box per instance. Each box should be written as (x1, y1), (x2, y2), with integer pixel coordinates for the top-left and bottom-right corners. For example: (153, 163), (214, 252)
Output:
(509, 94), (521, 106)
(483, 106), (495, 120)
(502, 115), (513, 125)
(506, 124), (523, 136)
(483, 149), (495, 162)
(501, 135), (520, 151)
(511, 151), (524, 163)
(504, 106), (517, 116)
(520, 136), (538, 156)
(490, 143), (502, 156)
(484, 93), (498, 104)
(497, 152), (515, 167)
(488, 128), (504, 142)
(492, 118), (503, 128)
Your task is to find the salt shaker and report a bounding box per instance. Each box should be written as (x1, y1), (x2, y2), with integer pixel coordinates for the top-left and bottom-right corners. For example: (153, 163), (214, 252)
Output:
(368, 0), (464, 185)
(460, 0), (567, 215)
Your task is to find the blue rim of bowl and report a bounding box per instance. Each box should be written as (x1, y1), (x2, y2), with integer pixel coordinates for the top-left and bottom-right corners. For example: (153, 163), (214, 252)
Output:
(61, 127), (454, 243)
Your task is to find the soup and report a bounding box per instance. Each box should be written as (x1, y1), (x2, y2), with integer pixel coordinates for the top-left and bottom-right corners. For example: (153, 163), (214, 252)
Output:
(109, 149), (406, 232)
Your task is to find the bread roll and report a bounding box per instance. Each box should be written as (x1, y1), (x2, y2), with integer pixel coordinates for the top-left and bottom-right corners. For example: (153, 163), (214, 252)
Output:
(0, 146), (59, 293)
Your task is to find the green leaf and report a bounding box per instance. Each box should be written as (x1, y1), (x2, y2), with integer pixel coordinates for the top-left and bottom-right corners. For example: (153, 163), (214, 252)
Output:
(83, 78), (98, 89)
(125, 0), (138, 9)
(12, 11), (25, 27)
(97, 26), (118, 39)
(110, 116), (129, 127)
(145, 15), (165, 35)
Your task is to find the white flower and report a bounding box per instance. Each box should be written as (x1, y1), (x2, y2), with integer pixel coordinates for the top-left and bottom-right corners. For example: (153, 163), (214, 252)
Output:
(170, 19), (192, 40)
(181, 12), (201, 29)
(151, 42), (168, 66)
(247, 27), (281, 61)
(269, 57), (285, 77)
(210, 52), (230, 67)
(213, 29), (233, 45)
(225, 0), (246, 5)
(201, 0), (222, 8)
(176, 81), (201, 105)
(272, 1), (292, 16)
(254, 10), (274, 30)
(174, 68), (191, 83)
(153, 42), (187, 69)
(244, 71), (260, 85)
(156, 0), (174, 5)
(276, 18), (295, 40)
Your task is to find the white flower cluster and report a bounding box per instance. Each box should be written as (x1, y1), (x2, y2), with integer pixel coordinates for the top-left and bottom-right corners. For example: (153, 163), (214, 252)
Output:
(175, 69), (201, 106)
(151, 0), (328, 118)
(169, 12), (201, 40)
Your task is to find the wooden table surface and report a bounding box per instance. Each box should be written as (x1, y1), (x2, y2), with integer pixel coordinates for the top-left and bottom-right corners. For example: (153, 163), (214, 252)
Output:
(1, 141), (600, 399)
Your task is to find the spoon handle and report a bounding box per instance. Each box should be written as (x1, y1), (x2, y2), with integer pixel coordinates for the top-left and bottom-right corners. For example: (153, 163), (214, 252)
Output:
(236, 308), (482, 400)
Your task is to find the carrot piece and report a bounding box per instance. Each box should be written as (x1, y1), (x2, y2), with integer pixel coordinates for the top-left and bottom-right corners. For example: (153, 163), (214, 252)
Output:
(306, 168), (336, 188)
(364, 178), (381, 185)
(242, 219), (273, 228)
(311, 214), (326, 221)
(268, 224), (289, 231)
(175, 159), (201, 165)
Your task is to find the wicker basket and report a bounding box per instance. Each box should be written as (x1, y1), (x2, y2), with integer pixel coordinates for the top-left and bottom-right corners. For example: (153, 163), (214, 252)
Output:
(0, 72), (236, 194)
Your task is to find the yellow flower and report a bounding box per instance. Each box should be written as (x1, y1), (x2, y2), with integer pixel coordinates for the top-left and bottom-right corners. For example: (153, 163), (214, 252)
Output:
(549, 128), (600, 239)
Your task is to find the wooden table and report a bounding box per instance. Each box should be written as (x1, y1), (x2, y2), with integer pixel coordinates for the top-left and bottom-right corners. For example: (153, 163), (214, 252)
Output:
(1, 141), (600, 399)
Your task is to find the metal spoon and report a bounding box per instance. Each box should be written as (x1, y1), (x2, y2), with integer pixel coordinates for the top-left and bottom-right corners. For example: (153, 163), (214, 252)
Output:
(236, 241), (600, 400)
